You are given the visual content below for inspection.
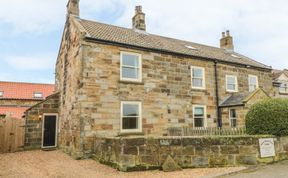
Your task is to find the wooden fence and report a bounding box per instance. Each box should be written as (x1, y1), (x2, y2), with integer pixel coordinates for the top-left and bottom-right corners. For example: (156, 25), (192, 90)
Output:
(167, 127), (246, 136)
(0, 116), (25, 153)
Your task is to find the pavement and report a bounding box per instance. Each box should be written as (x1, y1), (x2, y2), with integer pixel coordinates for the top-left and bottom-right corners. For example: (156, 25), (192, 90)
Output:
(220, 160), (288, 178)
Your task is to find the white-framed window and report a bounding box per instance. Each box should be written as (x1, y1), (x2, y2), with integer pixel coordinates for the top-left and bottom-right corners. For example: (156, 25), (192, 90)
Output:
(193, 105), (207, 128)
(191, 66), (205, 89)
(279, 83), (288, 94)
(226, 75), (238, 92)
(120, 52), (142, 82)
(248, 75), (258, 92)
(229, 109), (237, 128)
(120, 101), (142, 133)
(0, 91), (3, 97)
(34, 92), (43, 98)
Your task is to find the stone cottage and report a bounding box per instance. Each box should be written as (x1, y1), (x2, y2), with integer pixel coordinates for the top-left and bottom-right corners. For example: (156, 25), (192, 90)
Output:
(25, 0), (273, 157)
(272, 69), (288, 98)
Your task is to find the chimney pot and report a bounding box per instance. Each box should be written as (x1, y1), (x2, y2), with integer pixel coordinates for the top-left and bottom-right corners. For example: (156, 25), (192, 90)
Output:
(135, 6), (142, 13)
(226, 30), (230, 36)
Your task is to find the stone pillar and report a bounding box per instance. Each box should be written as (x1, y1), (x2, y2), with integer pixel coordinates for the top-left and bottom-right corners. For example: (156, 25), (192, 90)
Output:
(132, 6), (146, 31)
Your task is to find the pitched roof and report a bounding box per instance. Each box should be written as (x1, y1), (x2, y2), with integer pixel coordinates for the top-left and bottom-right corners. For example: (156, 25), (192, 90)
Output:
(0, 106), (28, 119)
(272, 69), (288, 80)
(219, 88), (269, 107)
(219, 92), (251, 107)
(77, 18), (271, 70)
(0, 81), (55, 100)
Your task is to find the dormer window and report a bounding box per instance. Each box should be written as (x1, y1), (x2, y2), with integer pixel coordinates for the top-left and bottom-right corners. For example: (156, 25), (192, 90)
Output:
(34, 92), (43, 98)
(0, 91), (3, 97)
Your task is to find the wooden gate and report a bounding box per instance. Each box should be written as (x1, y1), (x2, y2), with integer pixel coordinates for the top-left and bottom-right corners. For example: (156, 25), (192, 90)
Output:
(0, 117), (25, 153)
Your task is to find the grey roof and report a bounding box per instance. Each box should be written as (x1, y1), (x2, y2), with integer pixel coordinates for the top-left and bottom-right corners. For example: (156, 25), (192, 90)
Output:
(77, 18), (271, 70)
(219, 92), (251, 107)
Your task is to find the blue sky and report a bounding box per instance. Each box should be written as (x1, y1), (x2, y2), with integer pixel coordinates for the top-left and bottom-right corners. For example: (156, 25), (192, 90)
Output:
(0, 0), (288, 84)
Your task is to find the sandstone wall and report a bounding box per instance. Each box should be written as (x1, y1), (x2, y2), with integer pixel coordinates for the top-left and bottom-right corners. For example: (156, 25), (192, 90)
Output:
(78, 42), (272, 138)
(93, 136), (288, 171)
(55, 16), (88, 158)
(24, 93), (59, 150)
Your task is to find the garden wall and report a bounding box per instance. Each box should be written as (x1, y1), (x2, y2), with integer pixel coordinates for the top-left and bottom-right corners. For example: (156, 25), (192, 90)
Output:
(93, 136), (288, 171)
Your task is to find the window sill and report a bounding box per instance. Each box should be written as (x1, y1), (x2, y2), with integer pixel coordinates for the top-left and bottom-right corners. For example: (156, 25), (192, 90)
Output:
(117, 131), (144, 136)
(119, 80), (144, 85)
(190, 88), (207, 92)
(226, 90), (238, 93)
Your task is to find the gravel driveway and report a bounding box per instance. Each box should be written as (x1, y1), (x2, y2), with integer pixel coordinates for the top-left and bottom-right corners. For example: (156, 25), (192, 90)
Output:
(0, 150), (245, 178)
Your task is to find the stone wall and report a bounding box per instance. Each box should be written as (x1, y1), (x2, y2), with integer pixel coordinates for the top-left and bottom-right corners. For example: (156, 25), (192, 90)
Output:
(55, 16), (87, 159)
(93, 136), (288, 172)
(24, 93), (59, 150)
(78, 42), (272, 138)
(56, 17), (273, 158)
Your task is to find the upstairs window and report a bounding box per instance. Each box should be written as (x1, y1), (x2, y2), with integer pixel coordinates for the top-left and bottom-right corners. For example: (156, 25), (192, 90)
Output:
(34, 92), (43, 98)
(121, 101), (142, 133)
(248, 75), (258, 92)
(226, 75), (238, 92)
(193, 105), (206, 128)
(0, 91), (3, 97)
(229, 109), (237, 128)
(191, 66), (205, 89)
(120, 52), (142, 82)
(279, 83), (288, 94)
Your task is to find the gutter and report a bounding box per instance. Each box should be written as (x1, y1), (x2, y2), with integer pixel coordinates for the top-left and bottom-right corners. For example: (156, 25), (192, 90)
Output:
(84, 37), (272, 72)
(219, 104), (245, 108)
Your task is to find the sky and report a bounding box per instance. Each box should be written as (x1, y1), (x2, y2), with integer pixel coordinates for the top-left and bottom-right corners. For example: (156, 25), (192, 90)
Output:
(0, 0), (287, 84)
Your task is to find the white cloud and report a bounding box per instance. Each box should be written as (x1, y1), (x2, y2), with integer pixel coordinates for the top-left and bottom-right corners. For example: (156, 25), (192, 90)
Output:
(0, 0), (66, 34)
(0, 0), (287, 69)
(113, 0), (288, 69)
(4, 54), (55, 70)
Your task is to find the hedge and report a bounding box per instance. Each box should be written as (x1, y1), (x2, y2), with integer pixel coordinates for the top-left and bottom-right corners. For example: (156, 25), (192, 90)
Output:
(246, 98), (288, 136)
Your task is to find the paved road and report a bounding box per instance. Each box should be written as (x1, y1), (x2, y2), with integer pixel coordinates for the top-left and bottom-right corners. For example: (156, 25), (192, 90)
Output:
(221, 160), (288, 178)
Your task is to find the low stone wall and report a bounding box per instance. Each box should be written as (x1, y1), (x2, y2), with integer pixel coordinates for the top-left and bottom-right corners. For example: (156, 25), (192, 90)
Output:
(93, 136), (288, 171)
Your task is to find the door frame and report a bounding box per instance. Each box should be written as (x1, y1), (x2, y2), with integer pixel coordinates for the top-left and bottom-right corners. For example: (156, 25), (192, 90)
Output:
(41, 113), (58, 149)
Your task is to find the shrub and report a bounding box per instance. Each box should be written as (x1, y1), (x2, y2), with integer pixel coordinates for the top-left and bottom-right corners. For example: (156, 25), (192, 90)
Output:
(246, 98), (288, 136)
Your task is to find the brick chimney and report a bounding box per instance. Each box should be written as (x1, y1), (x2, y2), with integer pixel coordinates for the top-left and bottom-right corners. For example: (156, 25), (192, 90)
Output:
(220, 30), (234, 51)
(67, 0), (80, 16)
(132, 6), (146, 31)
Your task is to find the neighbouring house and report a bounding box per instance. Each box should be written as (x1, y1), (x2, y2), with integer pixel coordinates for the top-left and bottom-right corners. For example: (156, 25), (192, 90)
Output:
(25, 0), (273, 158)
(0, 81), (55, 119)
(272, 69), (288, 98)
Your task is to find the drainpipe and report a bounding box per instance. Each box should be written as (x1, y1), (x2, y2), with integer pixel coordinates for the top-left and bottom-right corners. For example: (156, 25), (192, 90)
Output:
(214, 61), (222, 128)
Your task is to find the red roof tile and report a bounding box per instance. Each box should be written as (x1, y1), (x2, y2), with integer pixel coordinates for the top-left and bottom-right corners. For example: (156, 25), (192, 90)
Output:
(0, 106), (28, 119)
(0, 81), (55, 100)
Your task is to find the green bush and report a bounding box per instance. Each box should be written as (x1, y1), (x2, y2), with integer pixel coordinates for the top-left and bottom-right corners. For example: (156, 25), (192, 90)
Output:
(246, 98), (288, 136)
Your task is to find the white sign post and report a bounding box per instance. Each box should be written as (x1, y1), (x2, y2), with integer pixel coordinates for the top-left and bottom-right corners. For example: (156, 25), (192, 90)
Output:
(259, 138), (276, 158)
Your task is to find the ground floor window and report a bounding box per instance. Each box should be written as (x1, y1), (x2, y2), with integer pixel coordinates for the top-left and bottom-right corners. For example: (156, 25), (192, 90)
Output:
(279, 83), (288, 94)
(229, 109), (237, 128)
(121, 101), (142, 133)
(193, 105), (206, 128)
